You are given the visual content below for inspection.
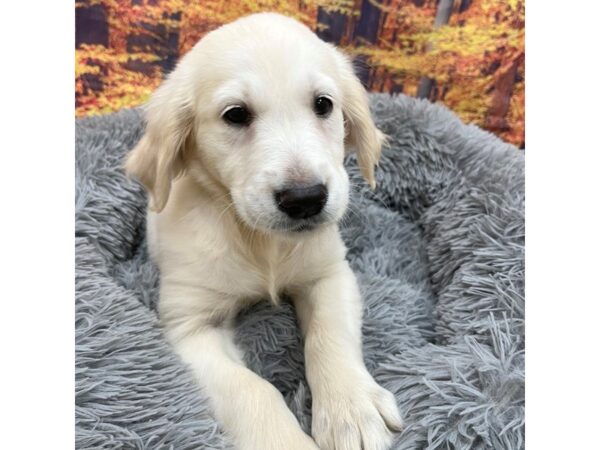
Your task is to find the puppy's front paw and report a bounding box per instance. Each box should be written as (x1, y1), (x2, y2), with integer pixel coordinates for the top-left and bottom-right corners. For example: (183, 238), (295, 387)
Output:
(311, 373), (403, 450)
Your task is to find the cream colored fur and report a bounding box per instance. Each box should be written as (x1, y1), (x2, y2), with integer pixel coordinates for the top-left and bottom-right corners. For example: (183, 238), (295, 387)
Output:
(125, 13), (402, 450)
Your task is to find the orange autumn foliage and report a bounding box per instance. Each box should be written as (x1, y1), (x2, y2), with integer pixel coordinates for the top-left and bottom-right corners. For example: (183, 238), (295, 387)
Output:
(75, 0), (524, 147)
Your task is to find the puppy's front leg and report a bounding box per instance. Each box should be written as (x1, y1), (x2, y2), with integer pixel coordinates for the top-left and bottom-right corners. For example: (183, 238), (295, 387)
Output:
(160, 286), (319, 450)
(293, 262), (403, 450)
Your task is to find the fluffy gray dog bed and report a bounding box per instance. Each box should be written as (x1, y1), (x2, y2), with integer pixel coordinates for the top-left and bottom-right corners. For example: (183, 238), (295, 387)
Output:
(76, 94), (524, 450)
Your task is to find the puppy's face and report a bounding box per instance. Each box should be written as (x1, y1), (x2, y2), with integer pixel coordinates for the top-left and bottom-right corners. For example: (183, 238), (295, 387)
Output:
(126, 13), (383, 235)
(194, 50), (349, 233)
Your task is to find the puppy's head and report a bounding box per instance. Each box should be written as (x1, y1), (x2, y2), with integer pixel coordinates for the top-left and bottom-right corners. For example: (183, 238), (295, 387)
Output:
(126, 13), (383, 234)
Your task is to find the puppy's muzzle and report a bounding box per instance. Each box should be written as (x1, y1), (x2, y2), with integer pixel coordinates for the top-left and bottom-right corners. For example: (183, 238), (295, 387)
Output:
(275, 184), (328, 220)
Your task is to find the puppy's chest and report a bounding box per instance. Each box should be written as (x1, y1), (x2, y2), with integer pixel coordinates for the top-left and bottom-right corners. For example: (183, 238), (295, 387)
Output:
(235, 245), (305, 304)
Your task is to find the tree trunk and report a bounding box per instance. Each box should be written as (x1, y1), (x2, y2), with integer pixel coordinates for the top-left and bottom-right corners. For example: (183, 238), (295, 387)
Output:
(459, 0), (472, 13)
(352, 0), (385, 87)
(316, 7), (347, 45)
(126, 12), (181, 76)
(417, 0), (455, 100)
(457, 0), (472, 25)
(163, 12), (181, 75)
(485, 53), (524, 131)
(76, 4), (109, 48)
(76, 4), (109, 98)
(353, 0), (383, 44)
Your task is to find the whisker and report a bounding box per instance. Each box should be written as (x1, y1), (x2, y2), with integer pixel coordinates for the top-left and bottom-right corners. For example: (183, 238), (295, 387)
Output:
(215, 201), (236, 227)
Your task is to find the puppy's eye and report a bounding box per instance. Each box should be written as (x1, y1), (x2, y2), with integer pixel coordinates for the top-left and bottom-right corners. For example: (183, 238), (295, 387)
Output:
(223, 106), (251, 126)
(314, 96), (333, 118)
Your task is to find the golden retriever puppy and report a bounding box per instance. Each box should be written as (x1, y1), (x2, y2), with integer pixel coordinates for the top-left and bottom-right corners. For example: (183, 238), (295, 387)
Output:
(126, 12), (403, 450)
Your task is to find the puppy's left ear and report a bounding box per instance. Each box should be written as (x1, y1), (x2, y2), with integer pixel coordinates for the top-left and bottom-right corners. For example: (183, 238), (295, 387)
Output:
(336, 54), (385, 189)
(124, 71), (194, 212)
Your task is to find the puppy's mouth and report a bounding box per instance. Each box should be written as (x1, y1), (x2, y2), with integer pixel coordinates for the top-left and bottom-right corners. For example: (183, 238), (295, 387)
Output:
(258, 215), (331, 236)
(234, 207), (327, 235)
(272, 216), (329, 234)
(290, 222), (318, 233)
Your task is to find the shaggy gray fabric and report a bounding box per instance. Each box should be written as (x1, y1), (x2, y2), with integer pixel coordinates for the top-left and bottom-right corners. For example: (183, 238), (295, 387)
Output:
(75, 94), (524, 450)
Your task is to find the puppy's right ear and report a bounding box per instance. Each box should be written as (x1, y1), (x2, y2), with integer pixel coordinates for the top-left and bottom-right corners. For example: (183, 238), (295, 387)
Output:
(333, 51), (384, 190)
(125, 73), (194, 212)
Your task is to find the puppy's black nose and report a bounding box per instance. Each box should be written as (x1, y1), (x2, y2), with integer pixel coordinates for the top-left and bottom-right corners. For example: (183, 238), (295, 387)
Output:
(275, 184), (328, 219)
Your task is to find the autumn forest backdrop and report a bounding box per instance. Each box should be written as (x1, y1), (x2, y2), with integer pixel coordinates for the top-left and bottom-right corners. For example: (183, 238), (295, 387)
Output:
(75, 0), (524, 147)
